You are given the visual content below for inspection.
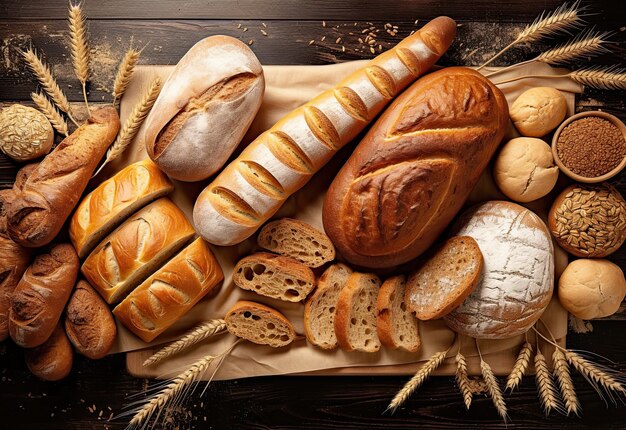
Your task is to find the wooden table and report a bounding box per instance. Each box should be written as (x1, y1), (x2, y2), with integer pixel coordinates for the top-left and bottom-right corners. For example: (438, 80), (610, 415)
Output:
(1, 1), (625, 428)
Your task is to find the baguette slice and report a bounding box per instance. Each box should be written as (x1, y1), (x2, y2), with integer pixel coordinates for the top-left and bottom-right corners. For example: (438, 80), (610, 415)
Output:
(257, 218), (335, 268)
(376, 275), (420, 352)
(224, 300), (296, 347)
(334, 272), (381, 352)
(233, 252), (315, 302)
(304, 263), (352, 349)
(405, 236), (483, 320)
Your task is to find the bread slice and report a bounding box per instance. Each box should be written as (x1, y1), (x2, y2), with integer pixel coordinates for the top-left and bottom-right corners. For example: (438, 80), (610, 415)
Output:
(225, 301), (297, 348)
(233, 252), (315, 302)
(304, 263), (352, 349)
(405, 236), (483, 320)
(334, 272), (381, 352)
(376, 275), (420, 352)
(257, 218), (335, 268)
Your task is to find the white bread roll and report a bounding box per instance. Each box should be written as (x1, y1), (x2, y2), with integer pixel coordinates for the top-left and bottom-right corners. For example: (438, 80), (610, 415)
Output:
(509, 87), (567, 137)
(444, 201), (554, 339)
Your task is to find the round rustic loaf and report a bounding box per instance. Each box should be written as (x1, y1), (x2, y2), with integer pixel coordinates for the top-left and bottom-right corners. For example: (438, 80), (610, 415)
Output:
(444, 201), (554, 339)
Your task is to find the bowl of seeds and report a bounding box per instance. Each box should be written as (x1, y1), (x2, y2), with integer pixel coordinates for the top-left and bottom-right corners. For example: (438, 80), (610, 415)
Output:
(552, 111), (626, 183)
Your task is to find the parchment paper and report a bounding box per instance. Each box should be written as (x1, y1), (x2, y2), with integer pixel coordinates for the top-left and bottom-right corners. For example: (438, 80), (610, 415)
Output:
(102, 61), (581, 380)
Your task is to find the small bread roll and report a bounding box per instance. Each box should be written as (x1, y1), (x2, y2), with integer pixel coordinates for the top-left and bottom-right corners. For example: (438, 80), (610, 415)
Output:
(558, 259), (626, 320)
(510, 87), (567, 137)
(493, 137), (559, 202)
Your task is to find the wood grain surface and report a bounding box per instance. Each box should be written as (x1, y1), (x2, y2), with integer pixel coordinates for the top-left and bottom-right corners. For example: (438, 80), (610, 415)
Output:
(1, 0), (625, 429)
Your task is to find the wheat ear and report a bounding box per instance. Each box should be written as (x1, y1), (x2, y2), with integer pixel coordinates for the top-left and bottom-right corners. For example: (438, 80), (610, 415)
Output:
(570, 66), (626, 90)
(475, 341), (508, 421)
(478, 0), (584, 69)
(68, 1), (90, 110)
(506, 340), (533, 392)
(535, 346), (562, 415)
(93, 77), (161, 177)
(565, 350), (626, 396)
(143, 319), (227, 367)
(112, 47), (141, 106)
(553, 348), (580, 416)
(455, 352), (472, 410)
(387, 350), (448, 413)
(22, 48), (79, 126)
(31, 92), (69, 136)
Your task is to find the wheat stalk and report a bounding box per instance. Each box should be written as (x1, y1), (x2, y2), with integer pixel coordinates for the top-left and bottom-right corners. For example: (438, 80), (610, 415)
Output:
(535, 347), (562, 415)
(387, 350), (448, 413)
(478, 0), (584, 69)
(68, 1), (90, 110)
(31, 92), (69, 136)
(537, 30), (611, 64)
(112, 47), (141, 106)
(570, 66), (626, 90)
(506, 341), (533, 392)
(22, 48), (79, 126)
(143, 319), (227, 367)
(93, 77), (161, 177)
(565, 350), (626, 396)
(480, 359), (508, 421)
(455, 352), (472, 410)
(553, 348), (580, 416)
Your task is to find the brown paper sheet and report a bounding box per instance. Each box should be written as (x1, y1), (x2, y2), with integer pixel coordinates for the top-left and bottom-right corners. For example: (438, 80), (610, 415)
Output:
(104, 61), (581, 380)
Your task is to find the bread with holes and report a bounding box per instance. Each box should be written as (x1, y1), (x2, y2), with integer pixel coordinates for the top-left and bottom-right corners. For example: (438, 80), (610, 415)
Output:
(113, 238), (223, 343)
(224, 300), (296, 347)
(257, 218), (335, 268)
(233, 252), (315, 302)
(405, 236), (483, 321)
(69, 158), (174, 258)
(334, 272), (381, 352)
(193, 17), (457, 246)
(304, 263), (352, 349)
(81, 198), (195, 304)
(376, 275), (420, 352)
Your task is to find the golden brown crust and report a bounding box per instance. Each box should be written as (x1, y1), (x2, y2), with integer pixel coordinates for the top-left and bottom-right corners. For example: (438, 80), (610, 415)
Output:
(113, 238), (223, 343)
(24, 324), (73, 381)
(322, 67), (509, 269)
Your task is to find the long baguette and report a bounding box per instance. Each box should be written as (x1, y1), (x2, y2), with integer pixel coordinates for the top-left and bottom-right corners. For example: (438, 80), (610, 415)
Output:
(193, 17), (457, 246)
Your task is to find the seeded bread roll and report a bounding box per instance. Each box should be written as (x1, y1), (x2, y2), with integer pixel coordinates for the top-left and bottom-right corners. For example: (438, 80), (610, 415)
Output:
(304, 263), (352, 349)
(64, 280), (117, 359)
(257, 218), (335, 268)
(233, 252), (315, 302)
(225, 300), (296, 347)
(376, 275), (420, 352)
(24, 324), (73, 381)
(334, 272), (381, 352)
(70, 158), (174, 258)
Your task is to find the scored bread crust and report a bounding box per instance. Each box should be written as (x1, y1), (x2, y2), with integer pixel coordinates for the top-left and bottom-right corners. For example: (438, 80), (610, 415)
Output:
(224, 300), (296, 347)
(334, 272), (382, 352)
(24, 323), (73, 381)
(304, 263), (352, 349)
(376, 275), (420, 353)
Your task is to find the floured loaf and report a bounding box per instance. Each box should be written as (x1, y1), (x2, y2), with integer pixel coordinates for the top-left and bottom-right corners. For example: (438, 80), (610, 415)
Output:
(444, 201), (554, 339)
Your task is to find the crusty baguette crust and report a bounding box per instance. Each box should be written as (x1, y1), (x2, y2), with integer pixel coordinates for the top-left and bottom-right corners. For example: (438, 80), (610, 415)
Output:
(376, 275), (420, 353)
(323, 67), (509, 269)
(113, 238), (224, 343)
(6, 106), (120, 247)
(24, 324), (73, 381)
(70, 158), (174, 258)
(225, 300), (296, 347)
(193, 17), (457, 246)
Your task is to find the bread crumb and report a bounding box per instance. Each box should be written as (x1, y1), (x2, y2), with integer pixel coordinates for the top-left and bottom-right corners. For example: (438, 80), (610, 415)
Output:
(248, 40), (254, 45)
(309, 40), (315, 45)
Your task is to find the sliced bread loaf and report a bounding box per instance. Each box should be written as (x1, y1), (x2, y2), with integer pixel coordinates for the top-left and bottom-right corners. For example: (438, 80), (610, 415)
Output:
(257, 218), (335, 268)
(233, 252), (315, 302)
(224, 300), (296, 348)
(405, 236), (483, 320)
(376, 275), (421, 352)
(334, 272), (381, 352)
(304, 263), (352, 349)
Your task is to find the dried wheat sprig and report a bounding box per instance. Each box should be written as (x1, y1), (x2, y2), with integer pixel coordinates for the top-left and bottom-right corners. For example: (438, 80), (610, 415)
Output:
(68, 1), (90, 110)
(143, 319), (227, 367)
(387, 350), (448, 413)
(535, 347), (562, 415)
(537, 29), (611, 64)
(565, 350), (626, 396)
(478, 0), (585, 69)
(21, 48), (79, 126)
(570, 66), (626, 90)
(553, 348), (580, 416)
(31, 92), (69, 136)
(455, 352), (472, 410)
(112, 47), (141, 106)
(475, 341), (508, 421)
(93, 77), (161, 177)
(506, 341), (533, 392)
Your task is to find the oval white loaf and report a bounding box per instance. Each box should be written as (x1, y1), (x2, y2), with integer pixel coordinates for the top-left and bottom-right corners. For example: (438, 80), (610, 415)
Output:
(444, 201), (554, 339)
